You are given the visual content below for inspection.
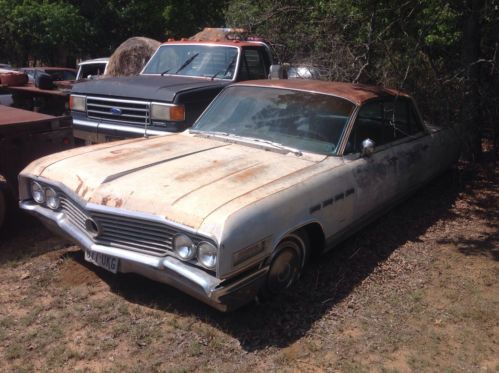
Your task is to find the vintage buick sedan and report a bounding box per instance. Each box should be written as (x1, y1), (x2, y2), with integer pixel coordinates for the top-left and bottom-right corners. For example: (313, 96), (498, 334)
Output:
(19, 80), (460, 311)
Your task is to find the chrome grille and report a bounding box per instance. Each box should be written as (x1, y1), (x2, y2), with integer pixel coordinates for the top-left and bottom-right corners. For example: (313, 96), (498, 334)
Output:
(59, 196), (200, 257)
(86, 96), (150, 126)
(60, 196), (87, 233)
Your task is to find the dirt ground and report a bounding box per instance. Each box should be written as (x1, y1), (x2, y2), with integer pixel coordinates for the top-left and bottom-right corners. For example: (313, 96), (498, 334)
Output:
(0, 160), (497, 372)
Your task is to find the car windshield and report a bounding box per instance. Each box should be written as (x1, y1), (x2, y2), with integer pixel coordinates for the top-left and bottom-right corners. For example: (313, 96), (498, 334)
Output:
(192, 86), (355, 155)
(142, 44), (239, 80)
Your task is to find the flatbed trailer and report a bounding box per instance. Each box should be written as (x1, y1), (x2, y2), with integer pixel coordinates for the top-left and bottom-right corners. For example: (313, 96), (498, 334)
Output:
(0, 105), (73, 228)
(0, 83), (70, 116)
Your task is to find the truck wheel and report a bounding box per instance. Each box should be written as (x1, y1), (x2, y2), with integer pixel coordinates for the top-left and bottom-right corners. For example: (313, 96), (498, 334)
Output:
(260, 233), (308, 298)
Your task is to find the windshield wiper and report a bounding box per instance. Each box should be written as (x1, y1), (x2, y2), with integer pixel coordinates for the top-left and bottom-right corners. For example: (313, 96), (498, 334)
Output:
(175, 53), (199, 74)
(248, 137), (303, 156)
(160, 68), (171, 76)
(211, 54), (237, 80)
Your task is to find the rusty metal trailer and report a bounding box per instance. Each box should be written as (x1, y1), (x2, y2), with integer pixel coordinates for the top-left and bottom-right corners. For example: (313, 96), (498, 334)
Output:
(0, 105), (73, 229)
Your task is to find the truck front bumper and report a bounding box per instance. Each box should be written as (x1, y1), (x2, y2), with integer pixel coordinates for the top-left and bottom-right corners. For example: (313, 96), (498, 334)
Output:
(20, 200), (268, 312)
(72, 118), (182, 143)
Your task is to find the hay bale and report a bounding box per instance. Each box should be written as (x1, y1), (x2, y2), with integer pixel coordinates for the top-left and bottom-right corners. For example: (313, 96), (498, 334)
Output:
(106, 37), (161, 77)
(189, 28), (247, 42)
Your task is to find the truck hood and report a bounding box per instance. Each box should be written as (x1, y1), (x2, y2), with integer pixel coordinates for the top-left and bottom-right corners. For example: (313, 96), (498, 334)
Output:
(71, 75), (228, 102)
(25, 134), (330, 230)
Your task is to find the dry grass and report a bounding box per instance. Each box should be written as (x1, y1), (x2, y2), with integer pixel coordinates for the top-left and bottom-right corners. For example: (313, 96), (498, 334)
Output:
(0, 161), (497, 372)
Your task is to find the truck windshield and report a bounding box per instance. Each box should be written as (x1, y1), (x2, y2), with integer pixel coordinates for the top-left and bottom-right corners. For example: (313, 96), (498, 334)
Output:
(142, 44), (239, 80)
(192, 86), (355, 155)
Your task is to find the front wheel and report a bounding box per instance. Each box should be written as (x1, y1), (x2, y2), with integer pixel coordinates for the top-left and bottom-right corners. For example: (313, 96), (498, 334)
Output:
(261, 233), (308, 297)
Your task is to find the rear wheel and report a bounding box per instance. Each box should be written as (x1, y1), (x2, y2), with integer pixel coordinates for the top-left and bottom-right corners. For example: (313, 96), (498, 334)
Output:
(261, 233), (308, 297)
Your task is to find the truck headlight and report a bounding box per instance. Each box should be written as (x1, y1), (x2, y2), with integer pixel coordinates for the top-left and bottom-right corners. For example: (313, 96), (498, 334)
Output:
(197, 242), (217, 269)
(173, 234), (196, 260)
(45, 188), (60, 210)
(70, 95), (86, 112)
(31, 181), (45, 204)
(150, 103), (185, 122)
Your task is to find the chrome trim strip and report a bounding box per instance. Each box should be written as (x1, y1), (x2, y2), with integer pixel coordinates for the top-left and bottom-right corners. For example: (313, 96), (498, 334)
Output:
(97, 122), (168, 136)
(73, 118), (98, 128)
(88, 103), (149, 112)
(86, 96), (152, 106)
(337, 105), (360, 155)
(72, 118), (168, 136)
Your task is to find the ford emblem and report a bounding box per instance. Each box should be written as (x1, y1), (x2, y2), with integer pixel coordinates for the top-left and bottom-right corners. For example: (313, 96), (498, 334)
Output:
(110, 107), (122, 116)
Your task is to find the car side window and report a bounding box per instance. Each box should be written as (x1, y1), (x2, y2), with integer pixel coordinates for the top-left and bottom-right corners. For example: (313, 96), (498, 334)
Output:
(345, 97), (426, 155)
(384, 98), (425, 139)
(345, 100), (392, 154)
(238, 49), (267, 80)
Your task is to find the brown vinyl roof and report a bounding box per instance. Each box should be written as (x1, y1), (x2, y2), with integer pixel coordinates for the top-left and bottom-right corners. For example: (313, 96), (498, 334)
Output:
(235, 80), (409, 105)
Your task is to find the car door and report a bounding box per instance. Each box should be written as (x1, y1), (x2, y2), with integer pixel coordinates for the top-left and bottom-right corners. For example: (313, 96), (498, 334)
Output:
(383, 97), (434, 195)
(342, 99), (399, 224)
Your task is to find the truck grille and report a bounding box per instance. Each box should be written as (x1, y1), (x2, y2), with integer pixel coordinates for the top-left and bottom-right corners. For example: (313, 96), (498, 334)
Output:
(86, 96), (150, 126)
(60, 196), (201, 257)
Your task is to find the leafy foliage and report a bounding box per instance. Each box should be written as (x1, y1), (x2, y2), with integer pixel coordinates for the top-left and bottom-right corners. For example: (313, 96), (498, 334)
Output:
(226, 0), (498, 158)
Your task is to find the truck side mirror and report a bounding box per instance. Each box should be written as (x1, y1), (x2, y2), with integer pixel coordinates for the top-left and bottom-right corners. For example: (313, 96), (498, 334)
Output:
(269, 65), (287, 80)
(361, 138), (375, 157)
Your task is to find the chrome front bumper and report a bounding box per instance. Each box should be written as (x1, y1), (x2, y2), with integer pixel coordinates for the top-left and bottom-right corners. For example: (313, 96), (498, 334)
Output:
(20, 200), (268, 311)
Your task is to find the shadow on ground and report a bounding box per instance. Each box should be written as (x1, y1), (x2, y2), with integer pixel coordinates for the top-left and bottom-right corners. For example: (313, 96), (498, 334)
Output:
(65, 166), (476, 352)
(436, 160), (498, 261)
(0, 207), (70, 264)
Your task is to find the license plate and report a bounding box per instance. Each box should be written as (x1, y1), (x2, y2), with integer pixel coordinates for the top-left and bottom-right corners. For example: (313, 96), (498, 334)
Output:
(84, 250), (119, 274)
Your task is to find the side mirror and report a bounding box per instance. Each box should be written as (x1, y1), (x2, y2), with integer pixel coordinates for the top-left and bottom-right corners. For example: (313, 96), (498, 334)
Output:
(269, 64), (288, 80)
(361, 138), (375, 157)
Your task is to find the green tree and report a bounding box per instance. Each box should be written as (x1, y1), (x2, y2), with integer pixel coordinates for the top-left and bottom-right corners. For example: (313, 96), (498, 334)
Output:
(0, 0), (89, 66)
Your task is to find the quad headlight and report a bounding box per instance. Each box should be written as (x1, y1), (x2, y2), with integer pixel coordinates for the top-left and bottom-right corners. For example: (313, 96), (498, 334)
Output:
(30, 181), (60, 210)
(197, 242), (217, 270)
(45, 187), (60, 210)
(173, 234), (196, 260)
(31, 181), (45, 204)
(172, 234), (217, 270)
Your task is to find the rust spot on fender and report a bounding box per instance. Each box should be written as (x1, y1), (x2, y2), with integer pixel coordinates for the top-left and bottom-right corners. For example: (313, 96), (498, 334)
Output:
(81, 187), (89, 198)
(75, 175), (84, 194)
(114, 198), (123, 208)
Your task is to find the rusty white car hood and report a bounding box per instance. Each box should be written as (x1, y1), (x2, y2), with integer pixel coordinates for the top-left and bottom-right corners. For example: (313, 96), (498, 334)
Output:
(25, 133), (338, 229)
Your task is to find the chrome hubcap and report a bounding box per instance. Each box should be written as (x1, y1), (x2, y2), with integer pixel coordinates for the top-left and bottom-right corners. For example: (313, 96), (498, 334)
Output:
(267, 245), (301, 294)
